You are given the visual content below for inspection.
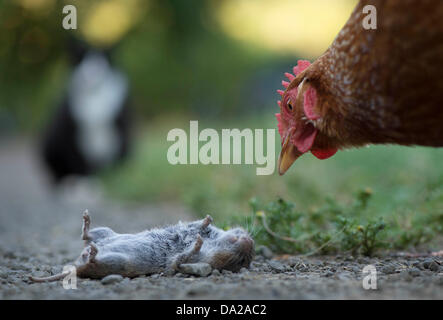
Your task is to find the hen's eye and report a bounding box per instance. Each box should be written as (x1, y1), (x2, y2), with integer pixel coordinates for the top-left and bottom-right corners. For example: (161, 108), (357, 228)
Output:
(287, 99), (293, 111)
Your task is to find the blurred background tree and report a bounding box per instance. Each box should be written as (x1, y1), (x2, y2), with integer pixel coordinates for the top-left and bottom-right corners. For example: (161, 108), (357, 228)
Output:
(0, 0), (357, 133)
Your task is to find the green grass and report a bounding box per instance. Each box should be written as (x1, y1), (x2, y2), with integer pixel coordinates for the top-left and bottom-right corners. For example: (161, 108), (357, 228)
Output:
(225, 191), (442, 256)
(101, 115), (443, 255)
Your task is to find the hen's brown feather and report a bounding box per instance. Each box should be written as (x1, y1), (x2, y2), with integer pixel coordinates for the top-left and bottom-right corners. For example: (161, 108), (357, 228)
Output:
(292, 0), (443, 150)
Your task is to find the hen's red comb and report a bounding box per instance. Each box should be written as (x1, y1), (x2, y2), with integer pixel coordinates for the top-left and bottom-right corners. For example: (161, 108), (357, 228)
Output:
(276, 60), (311, 109)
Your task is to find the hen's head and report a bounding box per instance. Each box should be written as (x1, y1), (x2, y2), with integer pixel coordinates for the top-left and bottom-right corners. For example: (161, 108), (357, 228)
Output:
(276, 60), (338, 175)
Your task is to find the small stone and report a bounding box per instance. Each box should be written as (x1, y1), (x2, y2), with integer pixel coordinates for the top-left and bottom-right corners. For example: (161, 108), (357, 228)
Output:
(429, 261), (440, 272)
(179, 263), (212, 277)
(285, 265), (293, 272)
(268, 260), (286, 273)
(80, 279), (95, 287)
(408, 268), (421, 277)
(257, 246), (274, 259)
(357, 257), (369, 264)
(381, 265), (396, 274)
(101, 274), (124, 285)
(9, 263), (24, 271)
(412, 261), (423, 269)
(256, 255), (267, 262)
(0, 269), (8, 279)
(285, 257), (300, 267)
(51, 266), (61, 275)
(351, 266), (361, 273)
(211, 269), (221, 276)
(222, 269), (232, 275)
(239, 267), (248, 273)
(296, 265), (309, 272)
(422, 259), (434, 269)
(41, 265), (51, 272)
(4, 251), (16, 259)
(163, 269), (175, 276)
(334, 273), (352, 281)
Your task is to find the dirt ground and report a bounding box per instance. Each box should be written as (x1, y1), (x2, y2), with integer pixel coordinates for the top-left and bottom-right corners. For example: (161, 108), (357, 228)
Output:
(0, 138), (442, 300)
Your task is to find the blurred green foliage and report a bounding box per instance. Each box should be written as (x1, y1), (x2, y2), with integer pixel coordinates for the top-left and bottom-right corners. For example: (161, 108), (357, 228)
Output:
(0, 0), (290, 132)
(242, 192), (388, 256)
(226, 191), (442, 256)
(0, 1), (68, 130)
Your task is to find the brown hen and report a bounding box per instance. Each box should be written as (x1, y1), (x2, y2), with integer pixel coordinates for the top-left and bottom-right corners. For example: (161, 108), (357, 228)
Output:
(276, 0), (443, 175)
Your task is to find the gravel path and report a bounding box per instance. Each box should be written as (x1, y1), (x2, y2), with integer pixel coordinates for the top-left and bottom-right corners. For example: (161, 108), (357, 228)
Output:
(0, 138), (442, 299)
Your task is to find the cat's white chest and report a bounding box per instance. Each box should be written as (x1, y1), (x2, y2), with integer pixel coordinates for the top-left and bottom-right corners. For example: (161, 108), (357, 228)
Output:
(68, 52), (128, 167)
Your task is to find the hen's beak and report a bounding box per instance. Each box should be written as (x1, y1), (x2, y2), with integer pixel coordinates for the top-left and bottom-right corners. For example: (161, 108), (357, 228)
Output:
(278, 128), (303, 175)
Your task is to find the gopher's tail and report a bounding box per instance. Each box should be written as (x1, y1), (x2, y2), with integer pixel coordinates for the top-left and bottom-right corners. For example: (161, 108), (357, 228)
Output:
(29, 271), (71, 283)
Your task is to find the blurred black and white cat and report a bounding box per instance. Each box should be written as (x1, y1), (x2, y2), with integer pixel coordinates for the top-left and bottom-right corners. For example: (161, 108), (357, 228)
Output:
(41, 40), (131, 183)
